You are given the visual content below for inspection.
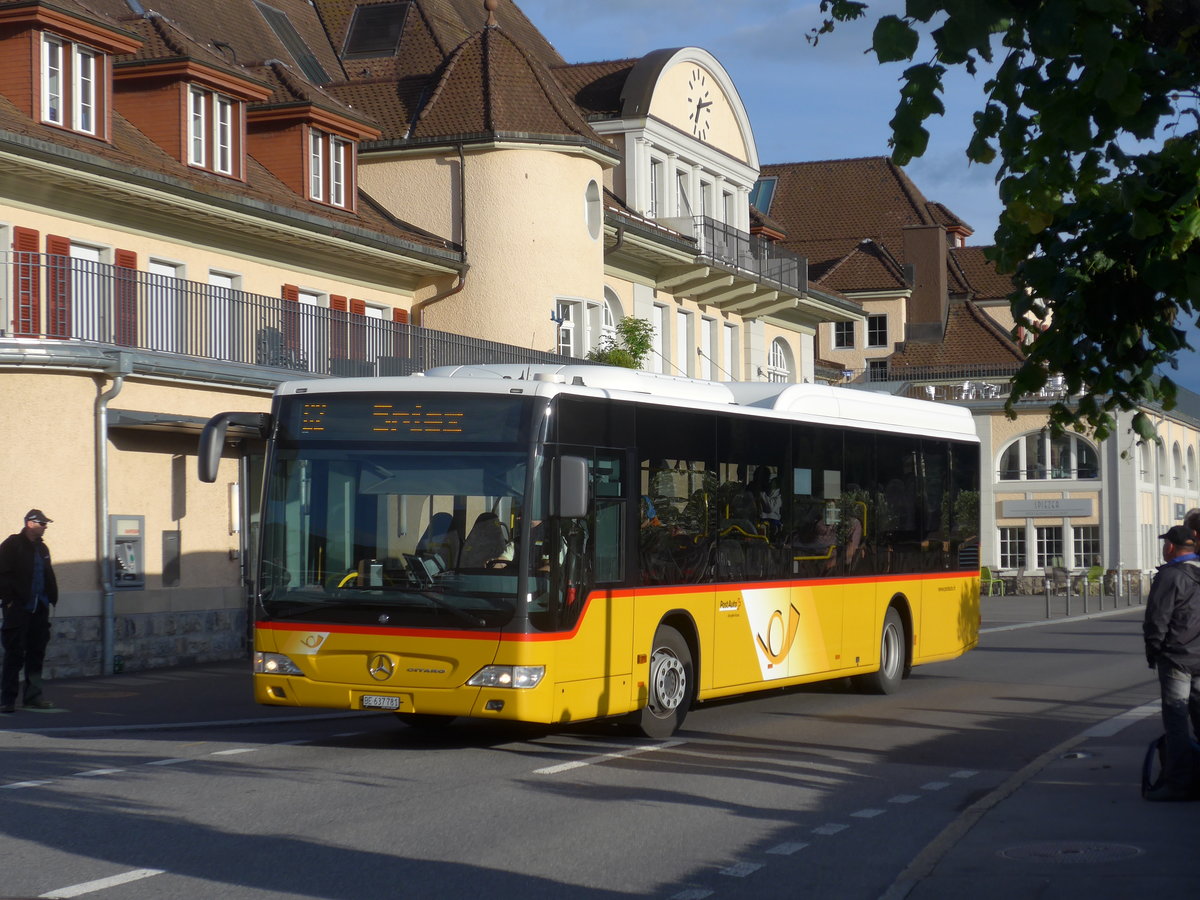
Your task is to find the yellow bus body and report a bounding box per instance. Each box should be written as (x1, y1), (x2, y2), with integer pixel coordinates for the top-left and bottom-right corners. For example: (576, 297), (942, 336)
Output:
(254, 570), (979, 725)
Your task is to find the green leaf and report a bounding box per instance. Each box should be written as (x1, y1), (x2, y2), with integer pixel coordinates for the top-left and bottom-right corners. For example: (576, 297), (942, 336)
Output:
(872, 15), (920, 62)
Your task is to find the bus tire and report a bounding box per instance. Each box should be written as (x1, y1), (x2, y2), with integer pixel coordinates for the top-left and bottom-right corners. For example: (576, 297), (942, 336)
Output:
(638, 624), (694, 738)
(855, 607), (906, 695)
(395, 712), (456, 730)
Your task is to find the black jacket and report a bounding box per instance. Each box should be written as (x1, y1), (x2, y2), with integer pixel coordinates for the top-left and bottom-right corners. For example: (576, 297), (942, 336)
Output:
(1143, 558), (1200, 674)
(0, 531), (58, 615)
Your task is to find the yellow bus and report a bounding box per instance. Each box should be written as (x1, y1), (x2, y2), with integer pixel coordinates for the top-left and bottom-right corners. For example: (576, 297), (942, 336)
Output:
(199, 364), (980, 737)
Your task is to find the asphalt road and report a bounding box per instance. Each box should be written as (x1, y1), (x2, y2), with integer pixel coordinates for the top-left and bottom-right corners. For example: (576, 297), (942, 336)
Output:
(0, 608), (1159, 899)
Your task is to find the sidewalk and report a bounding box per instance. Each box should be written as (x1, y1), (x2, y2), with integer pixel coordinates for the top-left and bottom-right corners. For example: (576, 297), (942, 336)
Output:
(3, 595), (1192, 900)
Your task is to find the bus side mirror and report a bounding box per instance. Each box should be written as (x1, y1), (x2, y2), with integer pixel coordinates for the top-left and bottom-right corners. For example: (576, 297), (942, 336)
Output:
(198, 412), (271, 483)
(555, 455), (589, 519)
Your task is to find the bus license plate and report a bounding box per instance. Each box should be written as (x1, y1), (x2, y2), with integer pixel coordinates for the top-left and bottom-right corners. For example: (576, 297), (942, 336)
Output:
(361, 695), (401, 710)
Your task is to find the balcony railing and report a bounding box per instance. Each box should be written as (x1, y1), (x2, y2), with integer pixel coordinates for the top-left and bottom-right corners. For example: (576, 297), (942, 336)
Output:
(831, 362), (1070, 404)
(0, 252), (581, 376)
(660, 216), (807, 293)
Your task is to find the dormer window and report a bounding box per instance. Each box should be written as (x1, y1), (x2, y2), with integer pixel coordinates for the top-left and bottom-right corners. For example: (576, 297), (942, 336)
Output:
(308, 129), (353, 209)
(187, 88), (240, 176)
(41, 34), (102, 136)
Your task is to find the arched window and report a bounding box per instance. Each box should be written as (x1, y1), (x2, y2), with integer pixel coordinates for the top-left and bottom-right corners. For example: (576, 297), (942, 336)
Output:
(766, 338), (794, 382)
(1157, 442), (1168, 484)
(1173, 442), (1183, 486)
(585, 179), (602, 240)
(1188, 446), (1197, 490)
(997, 432), (1100, 481)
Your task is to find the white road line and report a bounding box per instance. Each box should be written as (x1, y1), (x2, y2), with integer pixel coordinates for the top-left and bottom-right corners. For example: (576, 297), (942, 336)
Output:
(1080, 701), (1158, 737)
(533, 740), (683, 774)
(39, 868), (164, 898)
(950, 769), (978, 779)
(767, 841), (808, 855)
(3, 780), (52, 789)
(813, 823), (848, 835)
(74, 768), (125, 777)
(921, 781), (950, 791)
(146, 758), (189, 766)
(720, 862), (763, 877)
(851, 808), (885, 818)
(889, 794), (920, 803)
(209, 748), (256, 756)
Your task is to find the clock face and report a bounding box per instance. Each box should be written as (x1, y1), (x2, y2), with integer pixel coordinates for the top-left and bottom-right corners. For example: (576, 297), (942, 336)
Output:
(687, 67), (713, 140)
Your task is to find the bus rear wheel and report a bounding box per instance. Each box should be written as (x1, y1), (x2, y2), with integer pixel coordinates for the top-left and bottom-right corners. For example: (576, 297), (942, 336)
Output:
(854, 607), (906, 695)
(638, 624), (693, 738)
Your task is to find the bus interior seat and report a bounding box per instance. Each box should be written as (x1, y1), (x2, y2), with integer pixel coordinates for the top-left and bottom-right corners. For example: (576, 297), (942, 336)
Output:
(416, 512), (461, 569)
(459, 512), (510, 568)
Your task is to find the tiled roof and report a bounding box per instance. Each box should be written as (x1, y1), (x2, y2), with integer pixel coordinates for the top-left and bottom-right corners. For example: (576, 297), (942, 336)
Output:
(950, 245), (1014, 303)
(889, 300), (1023, 369)
(816, 238), (906, 294)
(408, 22), (610, 147)
(551, 59), (637, 117)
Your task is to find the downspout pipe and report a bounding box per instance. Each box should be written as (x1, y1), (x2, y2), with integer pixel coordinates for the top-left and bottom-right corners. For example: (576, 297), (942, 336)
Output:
(411, 145), (469, 326)
(96, 352), (132, 675)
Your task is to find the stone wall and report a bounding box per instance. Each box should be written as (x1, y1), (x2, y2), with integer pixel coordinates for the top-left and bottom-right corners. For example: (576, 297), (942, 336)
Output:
(44, 608), (249, 679)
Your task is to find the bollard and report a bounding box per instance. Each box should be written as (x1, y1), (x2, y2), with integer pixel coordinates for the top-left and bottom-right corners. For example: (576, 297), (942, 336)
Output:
(1044, 576), (1052, 619)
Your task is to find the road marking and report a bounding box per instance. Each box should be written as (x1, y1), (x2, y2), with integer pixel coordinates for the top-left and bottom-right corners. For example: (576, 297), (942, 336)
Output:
(3, 780), (52, 789)
(39, 868), (164, 898)
(921, 781), (950, 791)
(950, 769), (978, 779)
(533, 740), (683, 774)
(1080, 701), (1157, 738)
(889, 794), (920, 803)
(146, 758), (189, 766)
(813, 823), (848, 835)
(74, 768), (125, 777)
(210, 748), (256, 756)
(851, 808), (885, 818)
(721, 862), (763, 877)
(766, 841), (808, 855)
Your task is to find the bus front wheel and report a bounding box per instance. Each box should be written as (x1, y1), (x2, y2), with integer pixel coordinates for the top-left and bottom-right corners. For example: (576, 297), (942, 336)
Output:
(854, 607), (906, 695)
(638, 624), (694, 738)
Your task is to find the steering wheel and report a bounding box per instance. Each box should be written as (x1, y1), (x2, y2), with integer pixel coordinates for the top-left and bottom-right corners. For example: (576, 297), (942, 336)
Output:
(485, 558), (514, 570)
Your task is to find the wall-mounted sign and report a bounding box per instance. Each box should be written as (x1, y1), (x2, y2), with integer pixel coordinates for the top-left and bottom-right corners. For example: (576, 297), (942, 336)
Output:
(1002, 499), (1093, 518)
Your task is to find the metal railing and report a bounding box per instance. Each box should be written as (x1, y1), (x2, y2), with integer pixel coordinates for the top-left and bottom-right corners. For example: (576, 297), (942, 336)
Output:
(690, 216), (807, 293)
(0, 252), (580, 375)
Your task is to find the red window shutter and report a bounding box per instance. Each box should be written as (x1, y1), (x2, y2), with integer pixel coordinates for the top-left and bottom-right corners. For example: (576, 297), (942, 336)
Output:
(114, 249), (138, 347)
(45, 235), (72, 339)
(349, 299), (366, 359)
(329, 295), (348, 359)
(392, 307), (410, 360)
(281, 283), (299, 350)
(12, 227), (40, 337)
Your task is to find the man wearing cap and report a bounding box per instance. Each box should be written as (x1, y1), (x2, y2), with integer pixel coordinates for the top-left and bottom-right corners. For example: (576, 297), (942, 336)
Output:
(0, 509), (59, 713)
(1142, 524), (1200, 800)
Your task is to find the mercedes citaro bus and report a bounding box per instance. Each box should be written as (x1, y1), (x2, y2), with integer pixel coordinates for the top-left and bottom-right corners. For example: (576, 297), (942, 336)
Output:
(199, 364), (980, 737)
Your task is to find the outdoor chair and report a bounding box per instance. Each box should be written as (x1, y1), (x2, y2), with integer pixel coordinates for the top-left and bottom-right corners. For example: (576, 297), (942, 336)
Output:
(981, 566), (1005, 596)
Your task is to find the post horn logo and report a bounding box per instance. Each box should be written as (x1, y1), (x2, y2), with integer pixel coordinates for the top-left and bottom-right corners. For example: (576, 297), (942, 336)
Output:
(756, 603), (802, 666)
(367, 654), (395, 681)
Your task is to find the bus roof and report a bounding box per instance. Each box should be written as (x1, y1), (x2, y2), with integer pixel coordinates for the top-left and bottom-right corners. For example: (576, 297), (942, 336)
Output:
(278, 364), (979, 443)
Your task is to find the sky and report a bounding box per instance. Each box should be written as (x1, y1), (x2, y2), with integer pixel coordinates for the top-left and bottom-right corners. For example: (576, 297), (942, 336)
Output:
(515, 0), (1200, 398)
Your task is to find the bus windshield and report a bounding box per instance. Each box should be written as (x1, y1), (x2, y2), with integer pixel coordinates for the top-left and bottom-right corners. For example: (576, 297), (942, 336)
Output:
(258, 394), (545, 630)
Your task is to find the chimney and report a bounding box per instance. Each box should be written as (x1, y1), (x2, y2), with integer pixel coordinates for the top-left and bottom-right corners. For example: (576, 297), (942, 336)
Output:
(903, 224), (948, 343)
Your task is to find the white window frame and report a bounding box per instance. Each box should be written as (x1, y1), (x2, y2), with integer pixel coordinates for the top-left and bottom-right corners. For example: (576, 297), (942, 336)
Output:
(675, 309), (692, 377)
(147, 259), (185, 353)
(698, 316), (715, 381)
(215, 96), (234, 174)
(309, 130), (325, 200)
(330, 137), (347, 206)
(73, 45), (96, 135)
(723, 322), (738, 380)
(650, 303), (668, 374)
(188, 88), (208, 167)
(766, 338), (793, 383)
(42, 35), (64, 126)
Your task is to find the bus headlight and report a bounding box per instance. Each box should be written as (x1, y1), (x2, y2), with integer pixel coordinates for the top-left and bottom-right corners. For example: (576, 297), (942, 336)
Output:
(467, 665), (545, 689)
(254, 651), (304, 676)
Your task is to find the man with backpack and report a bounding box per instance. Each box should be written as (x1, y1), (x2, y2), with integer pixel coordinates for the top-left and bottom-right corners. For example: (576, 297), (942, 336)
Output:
(1143, 525), (1200, 801)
